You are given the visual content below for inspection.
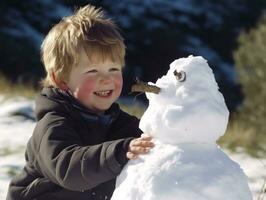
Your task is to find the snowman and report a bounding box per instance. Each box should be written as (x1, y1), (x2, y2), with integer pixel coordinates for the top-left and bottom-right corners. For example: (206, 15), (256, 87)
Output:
(111, 55), (252, 200)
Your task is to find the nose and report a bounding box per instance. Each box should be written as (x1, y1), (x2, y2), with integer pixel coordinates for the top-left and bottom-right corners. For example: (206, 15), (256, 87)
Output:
(131, 78), (161, 94)
(99, 73), (112, 84)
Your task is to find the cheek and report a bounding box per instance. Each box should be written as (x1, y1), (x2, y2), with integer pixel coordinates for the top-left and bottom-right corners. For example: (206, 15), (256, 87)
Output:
(114, 74), (123, 91)
(75, 77), (96, 100)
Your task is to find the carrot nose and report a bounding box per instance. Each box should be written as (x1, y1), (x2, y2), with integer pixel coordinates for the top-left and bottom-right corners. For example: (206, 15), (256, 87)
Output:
(131, 78), (161, 94)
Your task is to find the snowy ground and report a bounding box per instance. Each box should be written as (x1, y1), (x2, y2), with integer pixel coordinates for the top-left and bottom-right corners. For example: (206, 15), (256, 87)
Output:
(0, 95), (265, 199)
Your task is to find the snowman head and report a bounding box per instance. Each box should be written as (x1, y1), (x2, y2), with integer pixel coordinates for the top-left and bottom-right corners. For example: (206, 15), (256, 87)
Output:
(133, 55), (229, 144)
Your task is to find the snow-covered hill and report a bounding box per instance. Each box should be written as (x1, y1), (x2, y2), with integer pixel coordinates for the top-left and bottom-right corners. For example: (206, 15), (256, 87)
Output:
(0, 96), (265, 199)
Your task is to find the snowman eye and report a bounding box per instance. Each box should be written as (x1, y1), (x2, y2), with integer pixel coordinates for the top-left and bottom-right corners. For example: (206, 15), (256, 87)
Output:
(173, 70), (186, 82)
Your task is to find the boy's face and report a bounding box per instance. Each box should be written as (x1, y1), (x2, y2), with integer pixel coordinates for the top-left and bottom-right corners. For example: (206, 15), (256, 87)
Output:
(66, 50), (123, 113)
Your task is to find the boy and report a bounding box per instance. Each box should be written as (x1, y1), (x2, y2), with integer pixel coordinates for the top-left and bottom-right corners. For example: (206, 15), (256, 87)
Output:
(6, 4), (154, 200)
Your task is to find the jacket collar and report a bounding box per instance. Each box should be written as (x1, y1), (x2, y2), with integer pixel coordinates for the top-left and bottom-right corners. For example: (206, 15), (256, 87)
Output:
(41, 87), (120, 126)
(60, 89), (120, 126)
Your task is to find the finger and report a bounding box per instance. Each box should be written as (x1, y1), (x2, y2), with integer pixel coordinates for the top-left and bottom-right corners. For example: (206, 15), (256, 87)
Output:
(126, 152), (138, 160)
(129, 139), (138, 147)
(141, 133), (153, 140)
(129, 146), (150, 154)
(131, 140), (154, 148)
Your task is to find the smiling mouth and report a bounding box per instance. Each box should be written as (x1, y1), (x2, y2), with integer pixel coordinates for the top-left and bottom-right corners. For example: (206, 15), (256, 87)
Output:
(94, 90), (113, 97)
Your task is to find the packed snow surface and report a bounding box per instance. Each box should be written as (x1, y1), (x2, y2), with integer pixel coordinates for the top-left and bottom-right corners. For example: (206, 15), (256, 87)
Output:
(140, 55), (229, 144)
(111, 56), (253, 200)
(0, 86), (265, 199)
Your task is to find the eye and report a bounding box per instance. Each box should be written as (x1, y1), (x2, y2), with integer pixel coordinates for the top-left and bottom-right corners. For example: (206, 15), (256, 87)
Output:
(109, 68), (120, 72)
(84, 69), (97, 74)
(173, 70), (186, 82)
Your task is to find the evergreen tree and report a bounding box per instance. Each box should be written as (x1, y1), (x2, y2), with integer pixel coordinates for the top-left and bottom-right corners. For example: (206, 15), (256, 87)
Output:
(233, 15), (266, 139)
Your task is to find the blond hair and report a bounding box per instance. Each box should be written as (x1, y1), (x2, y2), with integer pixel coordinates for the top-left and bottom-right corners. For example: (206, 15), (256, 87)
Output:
(41, 4), (125, 87)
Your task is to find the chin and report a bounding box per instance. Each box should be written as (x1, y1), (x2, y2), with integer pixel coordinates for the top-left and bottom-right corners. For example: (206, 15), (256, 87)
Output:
(94, 104), (112, 113)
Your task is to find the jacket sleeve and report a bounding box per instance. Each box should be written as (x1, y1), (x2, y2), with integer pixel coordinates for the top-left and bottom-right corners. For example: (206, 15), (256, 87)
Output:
(36, 114), (130, 192)
(112, 110), (143, 138)
(112, 110), (143, 165)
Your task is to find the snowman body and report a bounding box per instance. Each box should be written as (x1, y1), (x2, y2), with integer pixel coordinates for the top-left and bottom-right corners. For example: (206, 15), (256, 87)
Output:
(111, 56), (252, 200)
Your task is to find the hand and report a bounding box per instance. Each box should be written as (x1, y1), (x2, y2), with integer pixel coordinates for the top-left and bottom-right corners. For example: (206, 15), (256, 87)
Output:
(127, 133), (154, 160)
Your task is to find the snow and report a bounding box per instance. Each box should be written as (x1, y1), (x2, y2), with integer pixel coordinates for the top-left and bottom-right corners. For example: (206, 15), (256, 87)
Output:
(0, 92), (265, 199)
(111, 56), (256, 200)
(140, 56), (229, 144)
(0, 96), (35, 199)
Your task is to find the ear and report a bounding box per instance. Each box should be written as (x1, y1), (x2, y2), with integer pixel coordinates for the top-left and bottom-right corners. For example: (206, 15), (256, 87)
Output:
(51, 72), (69, 91)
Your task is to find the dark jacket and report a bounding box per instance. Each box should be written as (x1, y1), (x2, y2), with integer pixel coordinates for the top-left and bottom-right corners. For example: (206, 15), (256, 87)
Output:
(6, 87), (142, 200)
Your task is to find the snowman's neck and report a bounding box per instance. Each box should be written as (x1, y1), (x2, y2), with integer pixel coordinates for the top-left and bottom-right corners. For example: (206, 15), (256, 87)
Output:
(153, 139), (218, 149)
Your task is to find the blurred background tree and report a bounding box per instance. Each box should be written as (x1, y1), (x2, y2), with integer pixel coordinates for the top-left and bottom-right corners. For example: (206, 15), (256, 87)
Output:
(1, 0), (266, 110)
(232, 15), (266, 150)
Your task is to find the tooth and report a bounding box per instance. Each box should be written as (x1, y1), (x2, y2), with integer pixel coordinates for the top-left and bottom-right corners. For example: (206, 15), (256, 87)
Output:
(95, 90), (111, 96)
